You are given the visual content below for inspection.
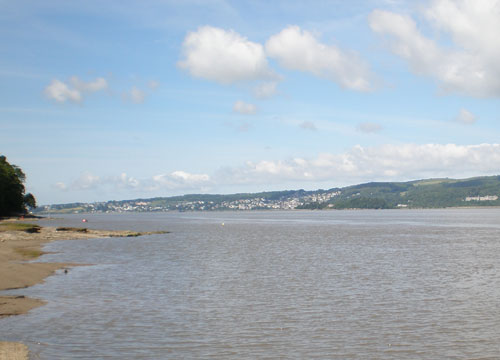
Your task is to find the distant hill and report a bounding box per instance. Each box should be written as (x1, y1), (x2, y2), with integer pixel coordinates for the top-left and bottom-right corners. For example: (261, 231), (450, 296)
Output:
(35, 175), (500, 213)
(318, 176), (500, 209)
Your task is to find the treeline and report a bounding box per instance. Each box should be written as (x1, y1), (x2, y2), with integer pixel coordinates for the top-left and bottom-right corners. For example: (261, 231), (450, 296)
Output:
(0, 155), (36, 216)
(296, 197), (392, 210)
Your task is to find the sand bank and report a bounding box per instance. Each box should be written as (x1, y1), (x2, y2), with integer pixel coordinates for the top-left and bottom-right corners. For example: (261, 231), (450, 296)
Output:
(0, 219), (167, 359)
(0, 341), (29, 360)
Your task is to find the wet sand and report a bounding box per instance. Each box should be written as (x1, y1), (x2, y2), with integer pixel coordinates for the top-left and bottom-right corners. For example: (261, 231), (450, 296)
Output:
(0, 341), (29, 360)
(0, 219), (167, 359)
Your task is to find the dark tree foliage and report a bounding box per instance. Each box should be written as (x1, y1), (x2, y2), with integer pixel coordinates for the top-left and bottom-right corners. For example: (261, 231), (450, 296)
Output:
(333, 197), (393, 209)
(0, 155), (36, 216)
(24, 193), (37, 210)
(296, 202), (328, 210)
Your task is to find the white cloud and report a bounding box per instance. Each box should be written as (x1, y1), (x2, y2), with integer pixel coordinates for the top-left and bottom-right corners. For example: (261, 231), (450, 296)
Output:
(114, 173), (140, 189)
(369, 1), (500, 97)
(58, 172), (138, 192)
(57, 170), (211, 194)
(44, 76), (108, 103)
(254, 81), (278, 98)
(357, 122), (383, 133)
(455, 108), (476, 124)
(178, 26), (275, 84)
(56, 144), (500, 196)
(265, 25), (373, 92)
(54, 182), (68, 191)
(72, 172), (101, 190)
(233, 100), (257, 115)
(44, 79), (82, 103)
(215, 143), (500, 185)
(150, 171), (211, 190)
(170, 171), (210, 183)
(130, 87), (145, 103)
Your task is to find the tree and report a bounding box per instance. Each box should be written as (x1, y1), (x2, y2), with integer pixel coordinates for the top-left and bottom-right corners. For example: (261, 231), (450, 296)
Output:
(24, 193), (37, 210)
(0, 155), (37, 216)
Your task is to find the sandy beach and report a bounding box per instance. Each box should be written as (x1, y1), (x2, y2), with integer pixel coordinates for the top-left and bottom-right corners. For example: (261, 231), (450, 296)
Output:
(0, 218), (167, 359)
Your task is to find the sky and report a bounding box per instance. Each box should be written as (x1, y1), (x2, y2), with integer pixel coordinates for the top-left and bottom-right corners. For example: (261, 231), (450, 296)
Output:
(1, 0), (500, 205)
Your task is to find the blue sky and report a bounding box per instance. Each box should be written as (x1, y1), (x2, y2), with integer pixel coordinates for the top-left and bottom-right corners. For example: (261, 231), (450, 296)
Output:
(1, 0), (500, 204)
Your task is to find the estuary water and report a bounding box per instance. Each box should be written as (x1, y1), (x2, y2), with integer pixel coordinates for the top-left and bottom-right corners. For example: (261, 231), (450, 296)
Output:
(2, 209), (500, 359)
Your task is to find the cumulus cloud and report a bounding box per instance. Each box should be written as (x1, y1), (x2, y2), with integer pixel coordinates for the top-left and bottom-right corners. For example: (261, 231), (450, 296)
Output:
(265, 25), (373, 91)
(44, 79), (82, 103)
(215, 143), (500, 186)
(356, 122), (383, 133)
(233, 100), (257, 115)
(146, 171), (212, 191)
(178, 26), (275, 84)
(44, 76), (108, 103)
(56, 172), (139, 192)
(56, 170), (211, 194)
(455, 108), (477, 124)
(55, 144), (500, 197)
(369, 1), (500, 97)
(171, 171), (210, 183)
(71, 172), (102, 190)
(114, 173), (140, 189)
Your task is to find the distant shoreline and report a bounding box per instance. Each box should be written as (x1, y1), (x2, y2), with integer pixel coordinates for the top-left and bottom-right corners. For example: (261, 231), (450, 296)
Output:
(0, 217), (168, 360)
(35, 205), (500, 216)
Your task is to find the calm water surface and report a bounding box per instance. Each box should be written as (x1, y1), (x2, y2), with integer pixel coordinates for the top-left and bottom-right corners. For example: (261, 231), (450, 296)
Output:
(2, 209), (500, 359)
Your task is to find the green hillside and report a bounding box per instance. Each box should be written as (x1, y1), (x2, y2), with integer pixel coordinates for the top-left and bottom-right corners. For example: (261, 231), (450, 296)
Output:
(326, 176), (500, 209)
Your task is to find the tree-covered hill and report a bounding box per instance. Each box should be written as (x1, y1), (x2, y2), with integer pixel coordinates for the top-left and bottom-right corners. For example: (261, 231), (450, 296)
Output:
(324, 176), (500, 209)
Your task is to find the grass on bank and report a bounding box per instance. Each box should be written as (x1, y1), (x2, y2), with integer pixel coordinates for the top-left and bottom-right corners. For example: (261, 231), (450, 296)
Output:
(14, 248), (44, 259)
(0, 223), (41, 233)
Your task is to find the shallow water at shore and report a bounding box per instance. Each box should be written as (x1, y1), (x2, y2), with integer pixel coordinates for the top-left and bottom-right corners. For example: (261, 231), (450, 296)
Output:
(2, 209), (500, 359)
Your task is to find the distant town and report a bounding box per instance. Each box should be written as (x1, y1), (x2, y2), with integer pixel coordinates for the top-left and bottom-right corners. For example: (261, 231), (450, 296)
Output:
(38, 190), (342, 213)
